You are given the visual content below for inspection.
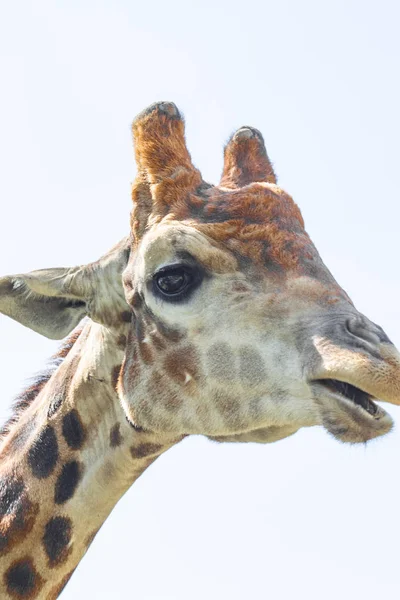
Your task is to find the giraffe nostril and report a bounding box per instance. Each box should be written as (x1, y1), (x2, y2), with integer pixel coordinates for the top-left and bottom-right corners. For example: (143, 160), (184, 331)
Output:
(345, 316), (382, 346)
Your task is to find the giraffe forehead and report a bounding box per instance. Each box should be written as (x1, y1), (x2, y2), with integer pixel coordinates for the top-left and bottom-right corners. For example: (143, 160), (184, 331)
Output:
(195, 189), (331, 278)
(137, 182), (320, 278)
(172, 181), (305, 230)
(137, 221), (238, 275)
(189, 185), (316, 272)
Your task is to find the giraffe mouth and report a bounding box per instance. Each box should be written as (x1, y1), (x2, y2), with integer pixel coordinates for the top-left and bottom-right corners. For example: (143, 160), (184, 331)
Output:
(314, 379), (380, 417)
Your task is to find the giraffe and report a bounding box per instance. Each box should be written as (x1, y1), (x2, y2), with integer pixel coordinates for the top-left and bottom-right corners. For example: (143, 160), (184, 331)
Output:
(0, 101), (400, 599)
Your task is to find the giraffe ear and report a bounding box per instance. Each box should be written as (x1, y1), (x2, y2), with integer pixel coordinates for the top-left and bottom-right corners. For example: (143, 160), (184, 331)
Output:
(0, 237), (131, 339)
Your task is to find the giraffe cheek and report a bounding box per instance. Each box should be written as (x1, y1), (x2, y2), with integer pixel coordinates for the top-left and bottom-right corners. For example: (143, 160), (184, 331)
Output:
(238, 346), (267, 387)
(147, 371), (184, 415)
(207, 342), (234, 381)
(162, 345), (202, 386)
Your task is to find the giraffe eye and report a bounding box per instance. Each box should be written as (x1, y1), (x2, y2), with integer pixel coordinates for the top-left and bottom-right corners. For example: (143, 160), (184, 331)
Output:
(153, 264), (202, 301)
(157, 269), (189, 294)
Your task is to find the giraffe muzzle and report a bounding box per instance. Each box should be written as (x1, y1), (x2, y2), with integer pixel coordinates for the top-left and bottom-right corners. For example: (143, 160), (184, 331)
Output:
(310, 332), (400, 408)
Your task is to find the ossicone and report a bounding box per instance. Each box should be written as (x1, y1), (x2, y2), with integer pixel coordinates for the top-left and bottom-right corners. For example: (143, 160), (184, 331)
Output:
(220, 126), (277, 189)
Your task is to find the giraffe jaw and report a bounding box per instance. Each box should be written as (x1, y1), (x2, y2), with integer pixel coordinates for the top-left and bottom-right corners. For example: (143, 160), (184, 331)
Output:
(311, 380), (393, 443)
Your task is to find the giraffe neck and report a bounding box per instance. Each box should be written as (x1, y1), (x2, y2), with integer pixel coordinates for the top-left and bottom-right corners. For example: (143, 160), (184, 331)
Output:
(0, 321), (179, 599)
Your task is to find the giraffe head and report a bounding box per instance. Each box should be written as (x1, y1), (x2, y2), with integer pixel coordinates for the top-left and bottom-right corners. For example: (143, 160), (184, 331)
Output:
(1, 101), (400, 446)
(119, 101), (400, 444)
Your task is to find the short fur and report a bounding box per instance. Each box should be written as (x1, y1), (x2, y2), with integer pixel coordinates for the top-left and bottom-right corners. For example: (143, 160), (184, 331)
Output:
(0, 101), (399, 598)
(0, 327), (83, 440)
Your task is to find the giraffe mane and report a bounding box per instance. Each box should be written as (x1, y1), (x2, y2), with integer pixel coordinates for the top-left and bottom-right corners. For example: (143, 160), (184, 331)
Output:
(0, 324), (84, 440)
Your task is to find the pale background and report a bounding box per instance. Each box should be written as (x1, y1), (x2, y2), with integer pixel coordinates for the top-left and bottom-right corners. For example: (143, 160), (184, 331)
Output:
(1, 1), (399, 598)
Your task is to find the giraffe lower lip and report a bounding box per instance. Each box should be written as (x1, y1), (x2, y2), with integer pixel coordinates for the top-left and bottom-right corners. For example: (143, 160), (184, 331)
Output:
(314, 379), (379, 417)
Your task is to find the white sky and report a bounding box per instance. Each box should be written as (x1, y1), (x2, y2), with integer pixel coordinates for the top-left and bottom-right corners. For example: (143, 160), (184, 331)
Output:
(1, 1), (400, 598)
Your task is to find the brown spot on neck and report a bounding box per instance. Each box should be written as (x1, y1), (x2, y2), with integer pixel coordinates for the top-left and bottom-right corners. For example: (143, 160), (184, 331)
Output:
(130, 442), (164, 460)
(117, 334), (127, 349)
(62, 410), (86, 450)
(120, 310), (132, 323)
(112, 365), (122, 391)
(0, 477), (39, 557)
(42, 516), (72, 567)
(110, 423), (123, 448)
(27, 426), (59, 479)
(48, 353), (81, 419)
(4, 557), (44, 598)
(54, 461), (83, 505)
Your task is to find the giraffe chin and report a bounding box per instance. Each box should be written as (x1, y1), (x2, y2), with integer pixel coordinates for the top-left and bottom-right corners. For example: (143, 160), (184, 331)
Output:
(311, 381), (394, 443)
